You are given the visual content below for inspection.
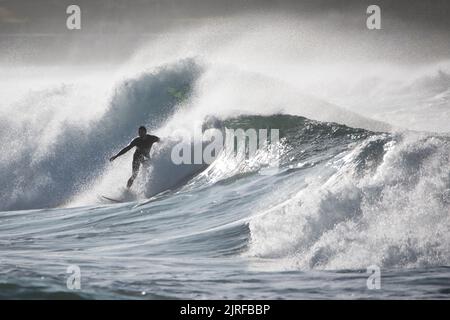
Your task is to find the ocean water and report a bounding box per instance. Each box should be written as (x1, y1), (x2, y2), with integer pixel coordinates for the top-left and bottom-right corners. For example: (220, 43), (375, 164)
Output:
(1, 112), (449, 299)
(1, 16), (450, 299)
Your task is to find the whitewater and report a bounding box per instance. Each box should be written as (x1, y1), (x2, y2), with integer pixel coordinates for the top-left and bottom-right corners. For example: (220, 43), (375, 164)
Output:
(0, 16), (449, 299)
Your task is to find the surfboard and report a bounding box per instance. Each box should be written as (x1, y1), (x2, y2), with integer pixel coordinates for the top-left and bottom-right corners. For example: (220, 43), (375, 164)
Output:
(100, 195), (124, 203)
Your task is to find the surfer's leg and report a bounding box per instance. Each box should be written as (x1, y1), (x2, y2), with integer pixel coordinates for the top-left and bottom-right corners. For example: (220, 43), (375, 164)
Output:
(127, 155), (141, 188)
(142, 158), (151, 169)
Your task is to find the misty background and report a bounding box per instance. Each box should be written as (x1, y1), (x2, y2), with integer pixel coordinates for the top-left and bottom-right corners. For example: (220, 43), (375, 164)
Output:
(0, 0), (449, 135)
(1, 0), (449, 66)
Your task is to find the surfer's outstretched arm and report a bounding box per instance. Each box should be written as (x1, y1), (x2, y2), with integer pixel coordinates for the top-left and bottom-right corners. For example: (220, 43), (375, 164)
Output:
(110, 140), (136, 162)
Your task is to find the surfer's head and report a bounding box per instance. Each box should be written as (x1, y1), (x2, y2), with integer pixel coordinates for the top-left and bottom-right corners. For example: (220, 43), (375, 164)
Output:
(138, 126), (147, 138)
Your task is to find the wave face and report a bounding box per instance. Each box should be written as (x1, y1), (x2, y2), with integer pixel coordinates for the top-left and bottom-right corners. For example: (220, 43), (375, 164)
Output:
(244, 120), (450, 270)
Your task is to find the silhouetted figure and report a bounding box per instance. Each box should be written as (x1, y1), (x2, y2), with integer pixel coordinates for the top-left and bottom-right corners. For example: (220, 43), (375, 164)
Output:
(110, 126), (160, 188)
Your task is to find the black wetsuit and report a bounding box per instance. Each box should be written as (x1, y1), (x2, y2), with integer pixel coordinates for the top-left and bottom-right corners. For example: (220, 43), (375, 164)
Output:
(130, 134), (160, 172)
(112, 133), (160, 188)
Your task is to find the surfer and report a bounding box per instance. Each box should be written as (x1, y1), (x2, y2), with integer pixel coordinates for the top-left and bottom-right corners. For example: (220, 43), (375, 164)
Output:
(110, 126), (160, 188)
